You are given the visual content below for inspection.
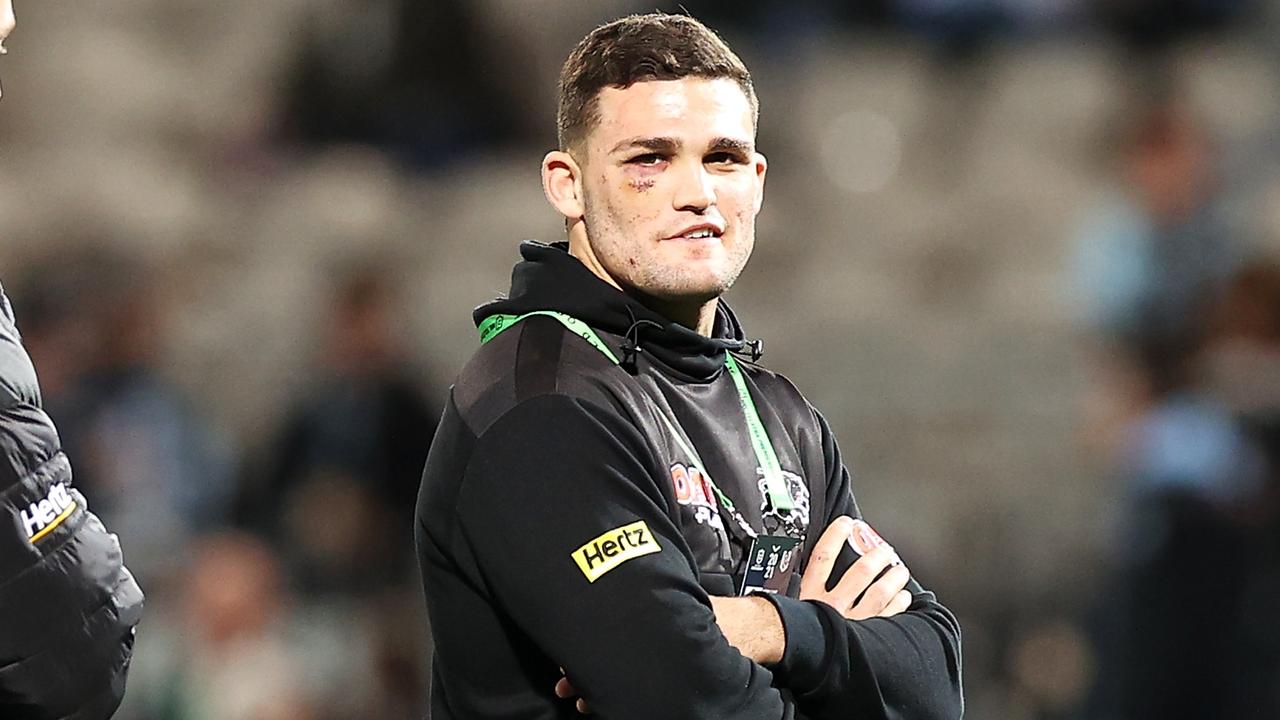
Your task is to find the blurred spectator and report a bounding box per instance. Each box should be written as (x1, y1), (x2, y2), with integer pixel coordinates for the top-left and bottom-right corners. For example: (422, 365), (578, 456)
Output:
(1204, 260), (1280, 413)
(246, 267), (439, 595)
(1203, 259), (1280, 714)
(896, 0), (1082, 49)
(675, 0), (868, 38)
(1096, 0), (1258, 51)
(7, 266), (95, 406)
(123, 532), (430, 720)
(1071, 93), (1241, 353)
(1085, 259), (1280, 719)
(126, 533), (318, 720)
(11, 248), (236, 585)
(278, 0), (520, 169)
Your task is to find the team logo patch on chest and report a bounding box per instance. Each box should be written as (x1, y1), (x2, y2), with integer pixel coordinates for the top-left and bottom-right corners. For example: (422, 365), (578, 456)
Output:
(571, 520), (662, 583)
(670, 462), (734, 570)
(670, 462), (727, 531)
(758, 469), (810, 538)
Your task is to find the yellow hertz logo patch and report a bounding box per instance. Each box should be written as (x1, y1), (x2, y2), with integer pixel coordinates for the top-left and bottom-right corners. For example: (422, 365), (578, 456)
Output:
(571, 520), (661, 583)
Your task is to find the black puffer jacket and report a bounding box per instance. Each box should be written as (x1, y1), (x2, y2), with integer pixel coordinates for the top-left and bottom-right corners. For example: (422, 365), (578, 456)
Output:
(0, 285), (144, 719)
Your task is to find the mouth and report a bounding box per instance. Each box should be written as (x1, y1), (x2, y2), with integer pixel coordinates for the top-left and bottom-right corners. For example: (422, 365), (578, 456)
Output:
(666, 223), (726, 242)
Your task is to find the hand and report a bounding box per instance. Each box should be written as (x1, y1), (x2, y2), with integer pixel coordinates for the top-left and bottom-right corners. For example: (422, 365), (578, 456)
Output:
(800, 516), (912, 620)
(554, 669), (589, 715)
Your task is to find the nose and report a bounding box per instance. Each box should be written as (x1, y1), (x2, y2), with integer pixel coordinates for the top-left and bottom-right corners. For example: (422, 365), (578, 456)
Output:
(672, 159), (715, 214)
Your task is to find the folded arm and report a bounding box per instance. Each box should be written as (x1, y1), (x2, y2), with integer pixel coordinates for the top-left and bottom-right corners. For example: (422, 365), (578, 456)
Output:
(755, 407), (964, 720)
(457, 394), (789, 720)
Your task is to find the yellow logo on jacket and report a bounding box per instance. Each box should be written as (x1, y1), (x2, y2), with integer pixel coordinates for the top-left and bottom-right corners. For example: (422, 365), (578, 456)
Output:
(571, 520), (660, 583)
(20, 481), (77, 543)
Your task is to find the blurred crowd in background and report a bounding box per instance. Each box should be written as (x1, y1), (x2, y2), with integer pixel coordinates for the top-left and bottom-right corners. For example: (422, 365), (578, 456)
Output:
(3, 0), (1280, 718)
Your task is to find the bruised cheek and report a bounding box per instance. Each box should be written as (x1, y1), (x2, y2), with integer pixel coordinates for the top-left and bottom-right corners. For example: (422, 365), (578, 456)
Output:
(611, 173), (662, 227)
(628, 176), (656, 192)
(620, 164), (659, 193)
(597, 171), (664, 269)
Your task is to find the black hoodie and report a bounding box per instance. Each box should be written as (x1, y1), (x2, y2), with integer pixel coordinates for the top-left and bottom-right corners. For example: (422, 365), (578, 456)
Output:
(416, 241), (962, 719)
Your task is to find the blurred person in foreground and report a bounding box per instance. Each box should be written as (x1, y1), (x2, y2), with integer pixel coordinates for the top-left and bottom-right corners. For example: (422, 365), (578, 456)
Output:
(0, 6), (145, 719)
(0, 282), (145, 717)
(416, 13), (962, 719)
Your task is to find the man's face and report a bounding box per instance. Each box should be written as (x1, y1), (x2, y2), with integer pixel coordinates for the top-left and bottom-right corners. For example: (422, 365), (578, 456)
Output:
(575, 77), (766, 304)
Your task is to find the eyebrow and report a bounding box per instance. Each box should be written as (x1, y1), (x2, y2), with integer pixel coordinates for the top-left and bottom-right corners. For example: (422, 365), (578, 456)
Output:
(610, 136), (680, 154)
(609, 136), (755, 155)
(707, 137), (754, 155)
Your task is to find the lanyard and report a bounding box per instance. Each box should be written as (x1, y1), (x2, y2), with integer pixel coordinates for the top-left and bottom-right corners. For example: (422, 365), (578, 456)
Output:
(722, 351), (793, 513)
(477, 311), (796, 535)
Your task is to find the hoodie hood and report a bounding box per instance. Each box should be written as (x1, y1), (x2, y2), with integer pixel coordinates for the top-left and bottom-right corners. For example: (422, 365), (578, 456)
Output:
(474, 241), (756, 381)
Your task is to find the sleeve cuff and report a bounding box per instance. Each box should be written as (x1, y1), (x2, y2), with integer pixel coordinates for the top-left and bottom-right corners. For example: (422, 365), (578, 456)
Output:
(755, 592), (832, 690)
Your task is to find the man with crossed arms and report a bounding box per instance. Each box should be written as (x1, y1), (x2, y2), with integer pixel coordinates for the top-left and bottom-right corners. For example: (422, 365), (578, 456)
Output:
(417, 12), (962, 719)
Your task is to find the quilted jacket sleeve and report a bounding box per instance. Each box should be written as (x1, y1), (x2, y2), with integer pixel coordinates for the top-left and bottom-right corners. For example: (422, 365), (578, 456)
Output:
(0, 283), (145, 720)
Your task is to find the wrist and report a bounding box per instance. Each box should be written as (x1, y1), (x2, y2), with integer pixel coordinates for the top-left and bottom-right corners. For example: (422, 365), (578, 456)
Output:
(755, 594), (833, 691)
(747, 595), (786, 665)
(711, 595), (785, 665)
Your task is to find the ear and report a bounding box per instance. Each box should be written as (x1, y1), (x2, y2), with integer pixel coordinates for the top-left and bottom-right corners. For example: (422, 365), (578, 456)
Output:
(751, 152), (768, 214)
(542, 150), (585, 221)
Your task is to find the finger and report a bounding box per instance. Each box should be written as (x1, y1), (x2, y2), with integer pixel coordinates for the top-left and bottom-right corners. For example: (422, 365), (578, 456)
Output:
(830, 543), (897, 605)
(834, 543), (896, 594)
(554, 677), (574, 698)
(851, 563), (911, 616)
(576, 698), (590, 714)
(799, 516), (854, 598)
(880, 589), (913, 618)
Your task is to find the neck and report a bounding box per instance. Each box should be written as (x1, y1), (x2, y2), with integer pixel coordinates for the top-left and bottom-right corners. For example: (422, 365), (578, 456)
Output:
(639, 295), (719, 337)
(568, 228), (719, 337)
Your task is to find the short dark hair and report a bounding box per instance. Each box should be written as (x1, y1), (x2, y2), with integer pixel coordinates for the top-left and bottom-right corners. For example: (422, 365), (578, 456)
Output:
(556, 13), (758, 151)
